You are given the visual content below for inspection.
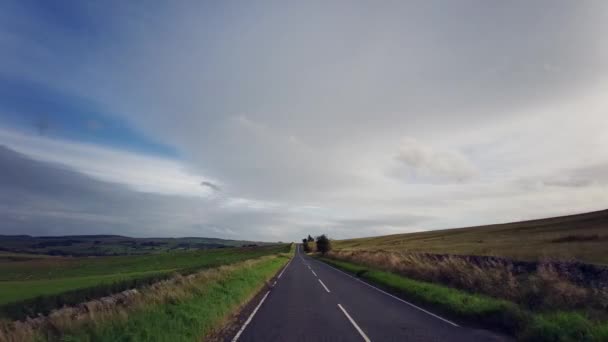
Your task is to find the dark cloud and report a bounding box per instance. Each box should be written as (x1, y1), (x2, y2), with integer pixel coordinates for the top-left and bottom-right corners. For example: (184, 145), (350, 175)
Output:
(0, 145), (287, 239)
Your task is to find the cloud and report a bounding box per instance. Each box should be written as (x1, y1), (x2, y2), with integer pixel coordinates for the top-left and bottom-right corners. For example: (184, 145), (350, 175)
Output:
(0, 129), (213, 197)
(393, 138), (477, 183)
(1, 1), (608, 240)
(0, 144), (298, 240)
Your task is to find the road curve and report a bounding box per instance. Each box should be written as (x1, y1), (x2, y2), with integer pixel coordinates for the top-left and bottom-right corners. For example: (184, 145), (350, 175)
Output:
(234, 245), (511, 342)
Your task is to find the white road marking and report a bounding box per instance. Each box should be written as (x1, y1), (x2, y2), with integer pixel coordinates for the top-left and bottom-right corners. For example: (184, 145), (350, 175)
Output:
(232, 291), (271, 342)
(338, 304), (371, 342)
(318, 278), (331, 293)
(277, 259), (292, 279)
(311, 269), (318, 277)
(311, 258), (459, 327)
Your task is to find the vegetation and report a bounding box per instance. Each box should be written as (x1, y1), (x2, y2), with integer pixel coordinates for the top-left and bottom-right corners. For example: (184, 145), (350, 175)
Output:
(0, 251), (291, 341)
(301, 235), (316, 253)
(325, 250), (608, 318)
(0, 234), (271, 256)
(315, 234), (331, 255)
(0, 245), (288, 319)
(333, 209), (608, 264)
(302, 239), (312, 253)
(319, 257), (608, 342)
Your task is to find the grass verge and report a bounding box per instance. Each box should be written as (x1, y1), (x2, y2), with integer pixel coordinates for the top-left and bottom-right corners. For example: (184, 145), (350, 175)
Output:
(319, 257), (608, 342)
(0, 245), (289, 320)
(1, 252), (291, 342)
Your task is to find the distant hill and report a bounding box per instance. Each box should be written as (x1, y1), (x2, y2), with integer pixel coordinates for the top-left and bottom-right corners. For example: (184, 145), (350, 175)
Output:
(0, 234), (272, 256)
(334, 209), (608, 265)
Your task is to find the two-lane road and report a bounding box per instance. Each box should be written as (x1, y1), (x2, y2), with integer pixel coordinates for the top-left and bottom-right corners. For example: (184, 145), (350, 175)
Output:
(234, 245), (510, 342)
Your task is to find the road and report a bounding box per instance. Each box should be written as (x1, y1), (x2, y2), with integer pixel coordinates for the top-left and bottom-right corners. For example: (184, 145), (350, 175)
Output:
(233, 245), (510, 342)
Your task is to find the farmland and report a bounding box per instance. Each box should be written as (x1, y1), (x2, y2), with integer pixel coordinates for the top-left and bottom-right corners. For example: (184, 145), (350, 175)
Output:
(0, 244), (288, 319)
(334, 209), (608, 264)
(0, 246), (293, 341)
(0, 235), (270, 256)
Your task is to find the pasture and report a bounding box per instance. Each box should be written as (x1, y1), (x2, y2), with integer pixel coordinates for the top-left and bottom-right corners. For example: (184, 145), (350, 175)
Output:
(334, 209), (608, 264)
(0, 244), (288, 318)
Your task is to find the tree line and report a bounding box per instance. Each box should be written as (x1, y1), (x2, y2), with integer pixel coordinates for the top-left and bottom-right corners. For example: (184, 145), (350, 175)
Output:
(301, 234), (331, 255)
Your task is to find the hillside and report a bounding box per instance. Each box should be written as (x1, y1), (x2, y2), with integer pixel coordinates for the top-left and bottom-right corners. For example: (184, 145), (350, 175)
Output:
(0, 234), (271, 256)
(334, 209), (608, 265)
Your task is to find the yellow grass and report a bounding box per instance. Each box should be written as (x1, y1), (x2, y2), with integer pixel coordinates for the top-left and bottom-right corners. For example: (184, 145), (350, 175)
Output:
(334, 209), (608, 264)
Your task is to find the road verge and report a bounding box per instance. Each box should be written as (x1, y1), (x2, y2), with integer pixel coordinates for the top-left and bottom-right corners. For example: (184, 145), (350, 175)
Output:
(0, 247), (292, 342)
(317, 257), (608, 342)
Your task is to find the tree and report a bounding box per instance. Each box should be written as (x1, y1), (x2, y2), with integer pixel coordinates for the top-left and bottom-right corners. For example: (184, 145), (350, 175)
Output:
(307, 235), (314, 242)
(315, 234), (331, 255)
(302, 238), (311, 253)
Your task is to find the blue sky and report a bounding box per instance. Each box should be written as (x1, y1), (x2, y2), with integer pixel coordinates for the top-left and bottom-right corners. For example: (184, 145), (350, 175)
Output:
(0, 75), (177, 156)
(0, 0), (607, 240)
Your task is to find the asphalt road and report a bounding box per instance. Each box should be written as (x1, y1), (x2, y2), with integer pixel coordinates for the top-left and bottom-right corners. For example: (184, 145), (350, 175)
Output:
(234, 245), (511, 342)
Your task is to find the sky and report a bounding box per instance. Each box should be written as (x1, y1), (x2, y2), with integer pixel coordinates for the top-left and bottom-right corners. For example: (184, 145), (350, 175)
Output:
(1, 0), (607, 241)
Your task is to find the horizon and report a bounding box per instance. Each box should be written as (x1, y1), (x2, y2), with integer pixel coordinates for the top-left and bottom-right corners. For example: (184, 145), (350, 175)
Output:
(1, 1), (607, 241)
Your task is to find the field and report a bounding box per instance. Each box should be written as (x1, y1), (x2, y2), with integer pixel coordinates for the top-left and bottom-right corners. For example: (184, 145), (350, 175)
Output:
(335, 209), (608, 264)
(0, 235), (270, 256)
(0, 244), (288, 319)
(1, 248), (293, 341)
(313, 209), (608, 341)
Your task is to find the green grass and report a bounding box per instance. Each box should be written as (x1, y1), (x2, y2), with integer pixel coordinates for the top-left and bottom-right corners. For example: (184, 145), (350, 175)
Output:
(0, 245), (288, 319)
(319, 257), (608, 342)
(0, 270), (168, 304)
(60, 255), (289, 342)
(334, 209), (608, 264)
(0, 245), (284, 282)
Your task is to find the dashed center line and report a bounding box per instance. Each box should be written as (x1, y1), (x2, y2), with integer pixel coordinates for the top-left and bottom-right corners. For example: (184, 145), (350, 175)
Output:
(311, 269), (318, 277)
(338, 304), (371, 342)
(318, 278), (331, 293)
(311, 258), (459, 327)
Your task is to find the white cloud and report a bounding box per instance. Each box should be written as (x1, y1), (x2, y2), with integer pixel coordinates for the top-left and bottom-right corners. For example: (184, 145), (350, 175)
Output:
(0, 128), (216, 197)
(1, 1), (608, 240)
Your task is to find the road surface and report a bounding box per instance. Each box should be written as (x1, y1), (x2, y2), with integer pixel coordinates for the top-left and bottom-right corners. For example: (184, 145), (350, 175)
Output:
(233, 245), (510, 342)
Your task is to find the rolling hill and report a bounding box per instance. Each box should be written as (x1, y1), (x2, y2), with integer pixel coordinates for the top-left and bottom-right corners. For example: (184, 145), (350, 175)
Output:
(334, 209), (608, 264)
(0, 234), (271, 256)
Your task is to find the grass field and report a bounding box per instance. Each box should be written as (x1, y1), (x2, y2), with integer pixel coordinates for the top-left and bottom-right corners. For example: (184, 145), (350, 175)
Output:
(334, 209), (608, 264)
(0, 245), (288, 318)
(1, 249), (293, 342)
(61, 256), (289, 342)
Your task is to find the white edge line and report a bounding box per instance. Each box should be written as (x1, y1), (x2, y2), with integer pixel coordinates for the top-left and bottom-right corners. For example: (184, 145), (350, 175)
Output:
(231, 290), (271, 342)
(311, 269), (318, 277)
(338, 304), (371, 342)
(277, 259), (292, 279)
(318, 278), (331, 293)
(311, 258), (459, 327)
